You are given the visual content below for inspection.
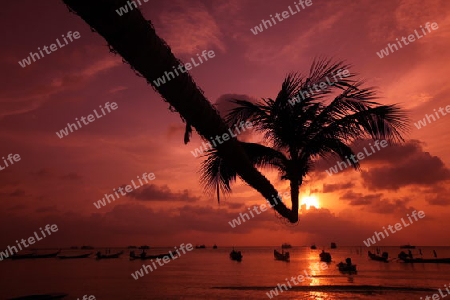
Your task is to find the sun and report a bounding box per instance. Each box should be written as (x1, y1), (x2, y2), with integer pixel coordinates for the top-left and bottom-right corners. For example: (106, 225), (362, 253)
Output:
(300, 196), (320, 210)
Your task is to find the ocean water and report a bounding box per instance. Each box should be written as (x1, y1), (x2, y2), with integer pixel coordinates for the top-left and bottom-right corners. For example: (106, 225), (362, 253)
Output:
(1, 246), (450, 299)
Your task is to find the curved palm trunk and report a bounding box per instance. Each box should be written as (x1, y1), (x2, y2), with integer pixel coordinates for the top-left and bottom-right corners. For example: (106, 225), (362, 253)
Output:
(61, 0), (298, 222)
(290, 180), (299, 213)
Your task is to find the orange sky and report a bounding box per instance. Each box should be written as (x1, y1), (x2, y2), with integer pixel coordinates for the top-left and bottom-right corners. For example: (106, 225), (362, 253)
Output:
(1, 0), (450, 247)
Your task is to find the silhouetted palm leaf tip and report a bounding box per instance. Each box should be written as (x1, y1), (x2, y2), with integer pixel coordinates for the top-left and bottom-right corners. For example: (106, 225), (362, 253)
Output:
(200, 58), (409, 208)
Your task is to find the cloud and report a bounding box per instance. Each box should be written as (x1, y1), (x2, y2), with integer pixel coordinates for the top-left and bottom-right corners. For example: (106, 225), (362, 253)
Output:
(0, 169), (20, 188)
(7, 204), (26, 211)
(322, 182), (354, 193)
(214, 93), (258, 118)
(361, 141), (450, 190)
(286, 207), (373, 243)
(318, 140), (421, 172)
(157, 0), (226, 55)
(340, 191), (383, 206)
(31, 168), (55, 177)
(0, 54), (121, 118)
(108, 86), (128, 94)
(214, 94), (260, 142)
(30, 169), (82, 181)
(369, 197), (414, 214)
(9, 189), (26, 197)
(60, 172), (83, 181)
(240, 2), (348, 66)
(427, 196), (450, 206)
(351, 139), (417, 164)
(222, 202), (244, 210)
(340, 191), (415, 215)
(166, 124), (185, 139)
(35, 205), (59, 213)
(127, 184), (200, 202)
(315, 140), (450, 191)
(420, 185), (450, 206)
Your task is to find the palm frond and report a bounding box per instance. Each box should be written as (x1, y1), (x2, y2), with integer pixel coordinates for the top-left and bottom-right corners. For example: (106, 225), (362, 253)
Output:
(199, 149), (237, 203)
(240, 142), (288, 173)
(319, 104), (409, 144)
(225, 99), (269, 127)
(304, 58), (356, 94)
(308, 138), (360, 170)
(199, 142), (289, 202)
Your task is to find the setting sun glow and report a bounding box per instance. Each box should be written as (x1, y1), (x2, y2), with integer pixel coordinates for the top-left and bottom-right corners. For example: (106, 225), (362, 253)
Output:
(300, 196), (320, 209)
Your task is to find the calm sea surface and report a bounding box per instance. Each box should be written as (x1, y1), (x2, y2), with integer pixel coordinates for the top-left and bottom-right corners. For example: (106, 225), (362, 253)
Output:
(1, 246), (450, 299)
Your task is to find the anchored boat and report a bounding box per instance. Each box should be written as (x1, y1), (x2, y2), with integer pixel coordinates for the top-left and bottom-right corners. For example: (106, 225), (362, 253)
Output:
(274, 249), (290, 262)
(368, 251), (389, 262)
(230, 248), (242, 262)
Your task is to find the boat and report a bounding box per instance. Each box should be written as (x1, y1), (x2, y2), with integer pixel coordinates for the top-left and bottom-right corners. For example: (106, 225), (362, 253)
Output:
(138, 245), (150, 250)
(96, 250), (123, 259)
(398, 251), (450, 263)
(57, 253), (92, 259)
(32, 250), (61, 259)
(399, 257), (450, 263)
(10, 251), (60, 259)
(10, 253), (36, 260)
(230, 249), (242, 262)
(129, 251), (174, 260)
(331, 242), (337, 249)
(337, 258), (357, 273)
(319, 250), (332, 263)
(281, 243), (292, 249)
(70, 246), (78, 249)
(8, 293), (68, 300)
(195, 244), (206, 249)
(213, 244), (218, 249)
(274, 249), (290, 262)
(310, 244), (317, 250)
(80, 245), (94, 250)
(368, 251), (388, 262)
(127, 245), (137, 249)
(400, 244), (416, 249)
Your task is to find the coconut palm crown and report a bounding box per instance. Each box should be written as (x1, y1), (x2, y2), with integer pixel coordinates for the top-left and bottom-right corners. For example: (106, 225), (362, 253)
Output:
(200, 59), (409, 216)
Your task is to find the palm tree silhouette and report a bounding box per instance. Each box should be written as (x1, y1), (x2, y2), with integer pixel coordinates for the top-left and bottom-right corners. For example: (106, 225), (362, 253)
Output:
(61, 2), (408, 223)
(201, 59), (409, 214)
(61, 0), (297, 222)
